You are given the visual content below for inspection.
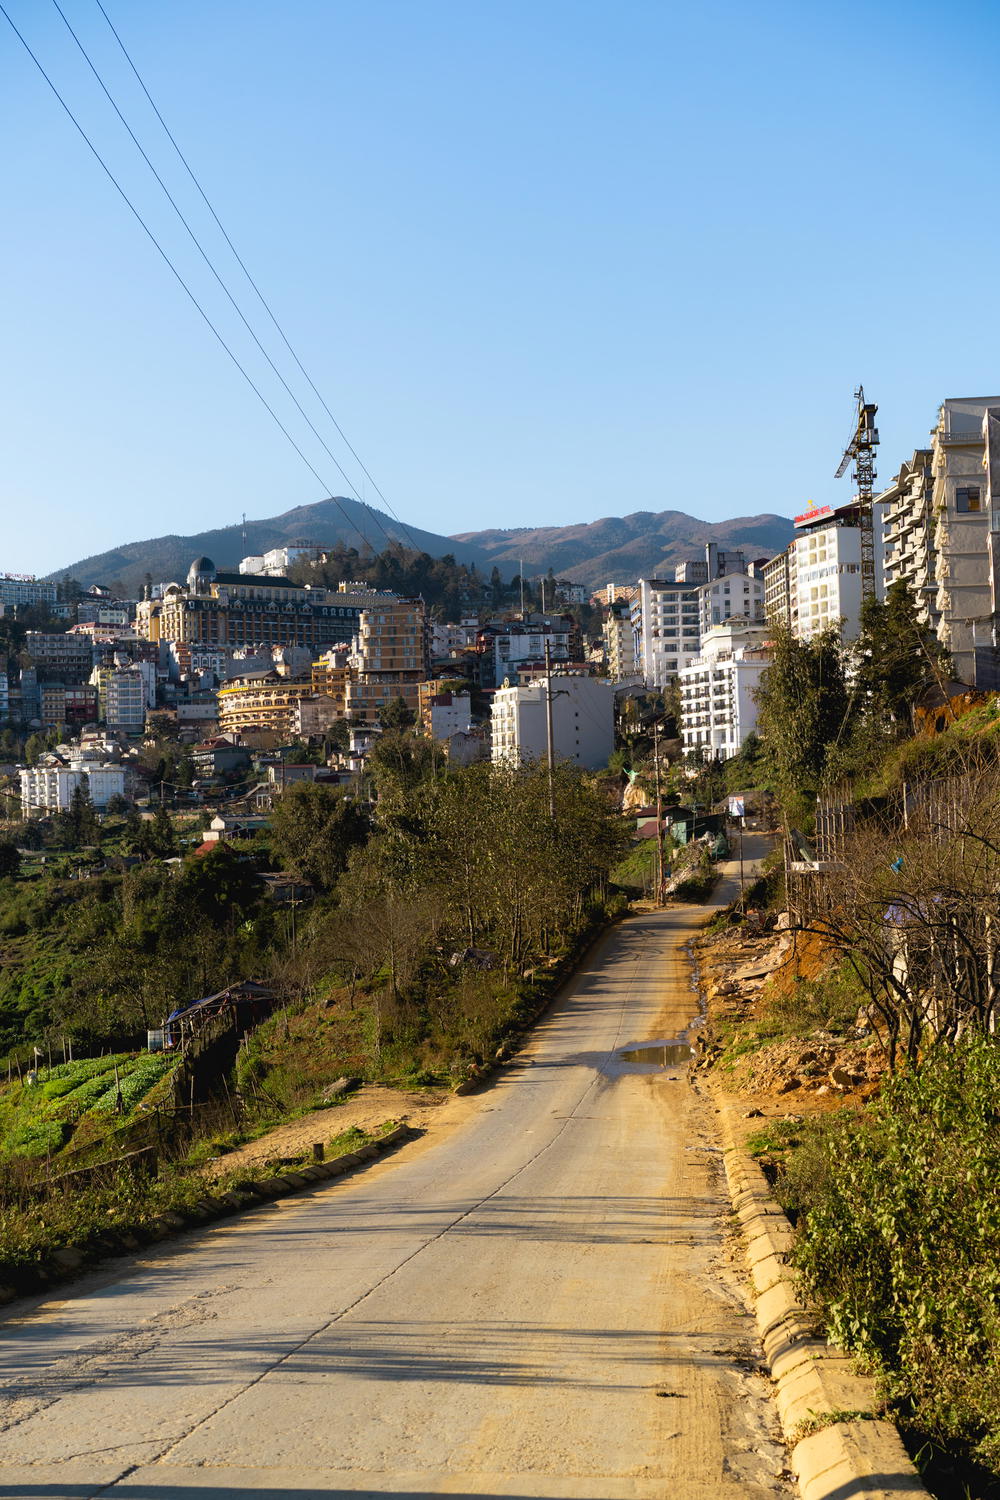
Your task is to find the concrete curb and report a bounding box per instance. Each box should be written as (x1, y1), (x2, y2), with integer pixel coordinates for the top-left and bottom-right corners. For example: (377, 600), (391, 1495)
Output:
(707, 1081), (928, 1499)
(0, 1124), (414, 1307)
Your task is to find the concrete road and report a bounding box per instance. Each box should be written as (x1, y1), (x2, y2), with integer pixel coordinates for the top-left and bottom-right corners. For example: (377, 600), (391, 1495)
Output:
(0, 850), (788, 1499)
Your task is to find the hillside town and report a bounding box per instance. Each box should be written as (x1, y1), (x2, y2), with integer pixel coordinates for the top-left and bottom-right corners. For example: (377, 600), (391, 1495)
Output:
(1, 391), (996, 817)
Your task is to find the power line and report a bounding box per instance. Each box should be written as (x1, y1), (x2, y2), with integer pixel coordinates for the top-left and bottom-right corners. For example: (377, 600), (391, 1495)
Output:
(50, 0), (402, 556)
(0, 2), (378, 559)
(89, 0), (425, 556)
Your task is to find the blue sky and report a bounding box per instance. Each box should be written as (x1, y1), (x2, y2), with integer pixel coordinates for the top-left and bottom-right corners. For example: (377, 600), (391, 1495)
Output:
(3, 0), (999, 575)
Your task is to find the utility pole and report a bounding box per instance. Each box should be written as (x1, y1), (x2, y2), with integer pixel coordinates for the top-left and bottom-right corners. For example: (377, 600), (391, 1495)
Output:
(544, 640), (556, 821)
(653, 721), (663, 904)
(738, 811), (745, 903)
(519, 558), (525, 620)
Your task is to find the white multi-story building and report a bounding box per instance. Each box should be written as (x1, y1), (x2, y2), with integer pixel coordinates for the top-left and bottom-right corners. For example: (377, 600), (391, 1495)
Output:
(633, 544), (756, 688)
(20, 763), (127, 813)
(679, 624), (771, 759)
(930, 397), (1000, 686)
(632, 578), (703, 687)
(875, 397), (1000, 687)
(491, 674), (615, 771)
(696, 572), (765, 637)
(105, 668), (147, 733)
(423, 691), (473, 741)
(491, 627), (571, 688)
(0, 574), (59, 612)
(764, 498), (883, 643)
(791, 506), (867, 640)
(602, 601), (638, 680)
(879, 449), (938, 632)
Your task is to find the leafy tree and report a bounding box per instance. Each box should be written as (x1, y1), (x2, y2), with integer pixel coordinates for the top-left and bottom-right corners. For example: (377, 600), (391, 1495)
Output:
(24, 733), (46, 766)
(852, 582), (946, 737)
(106, 793), (128, 816)
(175, 844), (263, 925)
(269, 781), (369, 890)
(324, 719), (351, 756)
(379, 696), (416, 731)
(137, 805), (176, 859)
(755, 625), (848, 819)
(0, 842), (20, 879)
(69, 782), (99, 845)
(367, 731), (435, 811)
(723, 731), (767, 793)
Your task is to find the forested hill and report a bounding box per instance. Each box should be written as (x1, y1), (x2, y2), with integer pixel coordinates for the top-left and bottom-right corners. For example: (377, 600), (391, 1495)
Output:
(45, 498), (485, 596)
(48, 498), (794, 595)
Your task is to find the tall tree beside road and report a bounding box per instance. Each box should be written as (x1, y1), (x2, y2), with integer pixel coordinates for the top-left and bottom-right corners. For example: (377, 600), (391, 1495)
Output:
(755, 624), (848, 820)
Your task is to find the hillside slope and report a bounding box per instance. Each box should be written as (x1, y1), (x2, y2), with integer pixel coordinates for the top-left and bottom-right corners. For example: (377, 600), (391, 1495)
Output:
(46, 497), (486, 595)
(49, 499), (795, 595)
(453, 510), (795, 587)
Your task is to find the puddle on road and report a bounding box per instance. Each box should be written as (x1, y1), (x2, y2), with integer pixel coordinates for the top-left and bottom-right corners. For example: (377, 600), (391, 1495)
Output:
(619, 1040), (694, 1067)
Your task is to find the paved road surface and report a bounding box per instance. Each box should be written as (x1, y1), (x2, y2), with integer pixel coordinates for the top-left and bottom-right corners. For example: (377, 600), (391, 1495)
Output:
(0, 837), (789, 1499)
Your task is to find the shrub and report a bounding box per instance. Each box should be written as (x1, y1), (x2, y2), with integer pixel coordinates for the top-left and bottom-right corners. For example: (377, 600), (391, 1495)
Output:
(787, 1036), (1000, 1472)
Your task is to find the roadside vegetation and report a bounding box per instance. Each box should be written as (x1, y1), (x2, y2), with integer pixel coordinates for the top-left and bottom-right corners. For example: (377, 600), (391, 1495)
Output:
(708, 583), (1000, 1496)
(0, 746), (630, 1284)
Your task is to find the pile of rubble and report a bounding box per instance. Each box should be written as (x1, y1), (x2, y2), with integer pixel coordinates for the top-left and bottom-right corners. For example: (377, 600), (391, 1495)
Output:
(693, 913), (887, 1111)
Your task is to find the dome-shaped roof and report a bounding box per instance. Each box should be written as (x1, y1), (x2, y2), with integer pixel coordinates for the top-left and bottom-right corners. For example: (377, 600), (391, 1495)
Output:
(187, 556), (217, 590)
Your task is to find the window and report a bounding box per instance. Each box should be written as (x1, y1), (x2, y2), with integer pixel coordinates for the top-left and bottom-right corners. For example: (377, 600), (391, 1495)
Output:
(957, 487), (982, 513)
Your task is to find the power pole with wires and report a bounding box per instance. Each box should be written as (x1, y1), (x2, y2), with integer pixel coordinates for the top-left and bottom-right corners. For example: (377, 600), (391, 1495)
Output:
(544, 640), (556, 821)
(653, 721), (664, 904)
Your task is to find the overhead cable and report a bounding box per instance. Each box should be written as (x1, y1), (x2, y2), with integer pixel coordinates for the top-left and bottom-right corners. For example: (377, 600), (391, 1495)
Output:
(47, 0), (402, 554)
(1, 2), (375, 557)
(89, 0), (424, 555)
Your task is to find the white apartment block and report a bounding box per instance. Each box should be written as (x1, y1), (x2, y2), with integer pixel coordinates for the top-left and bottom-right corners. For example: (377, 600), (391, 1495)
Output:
(879, 449), (938, 633)
(876, 397), (1000, 687)
(427, 692), (472, 740)
(492, 628), (571, 688)
(763, 499), (881, 643)
(491, 675), (615, 771)
(762, 550), (791, 626)
(602, 602), (638, 680)
(0, 574), (59, 612)
(20, 764), (126, 813)
(632, 578), (703, 687)
(791, 513), (865, 640)
(697, 572), (765, 636)
(105, 669), (147, 733)
(679, 624), (771, 759)
(239, 544), (317, 575)
(633, 545), (757, 688)
(930, 398), (1000, 686)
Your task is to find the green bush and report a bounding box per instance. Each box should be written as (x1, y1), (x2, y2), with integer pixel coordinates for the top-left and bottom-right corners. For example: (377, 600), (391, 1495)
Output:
(787, 1036), (1000, 1473)
(763, 962), (865, 1037)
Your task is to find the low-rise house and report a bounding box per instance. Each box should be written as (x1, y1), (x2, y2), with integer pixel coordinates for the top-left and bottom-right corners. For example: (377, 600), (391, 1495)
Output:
(202, 813), (269, 843)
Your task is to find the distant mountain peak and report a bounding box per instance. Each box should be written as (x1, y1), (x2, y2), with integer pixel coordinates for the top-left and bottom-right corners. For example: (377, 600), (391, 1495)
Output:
(48, 497), (795, 595)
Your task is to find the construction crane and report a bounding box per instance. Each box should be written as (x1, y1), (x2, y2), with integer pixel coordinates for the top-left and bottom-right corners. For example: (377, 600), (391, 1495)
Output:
(834, 386), (879, 602)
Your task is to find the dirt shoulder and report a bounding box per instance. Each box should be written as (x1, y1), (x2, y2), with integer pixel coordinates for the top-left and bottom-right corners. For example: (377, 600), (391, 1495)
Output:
(200, 1085), (458, 1181)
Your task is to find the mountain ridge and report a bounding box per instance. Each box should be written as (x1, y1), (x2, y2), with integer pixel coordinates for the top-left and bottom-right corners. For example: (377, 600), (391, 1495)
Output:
(47, 497), (795, 595)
